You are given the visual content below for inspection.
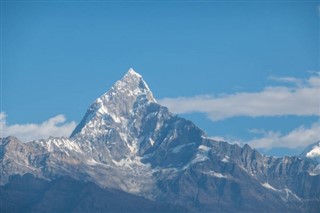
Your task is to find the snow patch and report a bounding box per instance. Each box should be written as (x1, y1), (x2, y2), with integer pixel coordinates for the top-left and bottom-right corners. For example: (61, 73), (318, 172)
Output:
(182, 145), (211, 170)
(110, 114), (121, 123)
(198, 145), (211, 152)
(261, 182), (279, 191)
(149, 138), (155, 146)
(308, 172), (320, 176)
(204, 171), (228, 178)
(127, 68), (142, 78)
(308, 164), (320, 176)
(112, 156), (143, 168)
(183, 155), (209, 170)
(172, 143), (195, 153)
(87, 158), (99, 165)
(284, 188), (301, 201)
(221, 155), (230, 163)
(98, 105), (109, 115)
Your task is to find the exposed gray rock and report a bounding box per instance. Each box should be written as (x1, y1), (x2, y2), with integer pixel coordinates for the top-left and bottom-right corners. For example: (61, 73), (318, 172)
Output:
(1, 69), (319, 212)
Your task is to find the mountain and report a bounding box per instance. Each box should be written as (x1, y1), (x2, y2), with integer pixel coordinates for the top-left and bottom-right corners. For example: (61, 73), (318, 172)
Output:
(1, 69), (319, 212)
(0, 173), (188, 213)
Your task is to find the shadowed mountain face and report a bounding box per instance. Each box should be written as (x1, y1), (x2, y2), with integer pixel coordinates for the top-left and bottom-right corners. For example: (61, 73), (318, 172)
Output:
(0, 173), (188, 213)
(1, 69), (319, 212)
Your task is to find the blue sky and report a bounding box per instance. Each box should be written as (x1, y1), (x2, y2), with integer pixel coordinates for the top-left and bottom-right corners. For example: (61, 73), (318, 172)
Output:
(1, 1), (319, 156)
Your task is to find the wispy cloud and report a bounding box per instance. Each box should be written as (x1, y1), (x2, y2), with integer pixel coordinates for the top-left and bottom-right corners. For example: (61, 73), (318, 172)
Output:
(268, 76), (304, 87)
(207, 122), (320, 151)
(158, 75), (320, 121)
(0, 112), (77, 142)
(247, 122), (320, 150)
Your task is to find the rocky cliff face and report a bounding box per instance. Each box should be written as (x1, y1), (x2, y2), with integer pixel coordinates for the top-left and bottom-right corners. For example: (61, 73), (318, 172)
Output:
(1, 69), (319, 212)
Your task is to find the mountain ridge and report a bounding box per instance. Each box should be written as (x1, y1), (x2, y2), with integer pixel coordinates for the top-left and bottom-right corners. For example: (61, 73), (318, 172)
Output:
(1, 69), (319, 212)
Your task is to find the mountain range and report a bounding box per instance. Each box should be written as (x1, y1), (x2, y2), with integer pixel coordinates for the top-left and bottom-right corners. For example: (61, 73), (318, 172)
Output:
(1, 69), (319, 212)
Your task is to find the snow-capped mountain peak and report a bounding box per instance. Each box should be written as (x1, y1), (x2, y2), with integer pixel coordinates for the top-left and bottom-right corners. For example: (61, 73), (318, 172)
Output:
(70, 68), (155, 138)
(126, 68), (142, 77)
(110, 68), (156, 103)
(1, 69), (319, 213)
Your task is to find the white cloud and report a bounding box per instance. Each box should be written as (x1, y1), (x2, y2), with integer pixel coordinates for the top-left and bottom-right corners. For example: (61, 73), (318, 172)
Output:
(207, 135), (243, 146)
(247, 122), (320, 150)
(268, 76), (304, 86)
(207, 136), (227, 142)
(306, 145), (320, 158)
(0, 112), (77, 142)
(158, 75), (320, 121)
